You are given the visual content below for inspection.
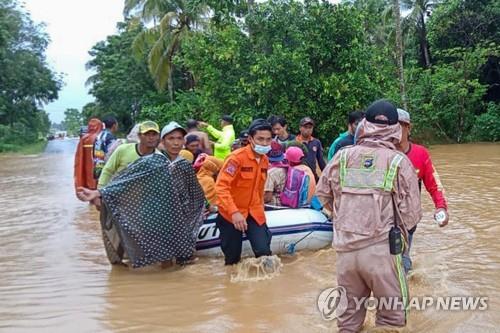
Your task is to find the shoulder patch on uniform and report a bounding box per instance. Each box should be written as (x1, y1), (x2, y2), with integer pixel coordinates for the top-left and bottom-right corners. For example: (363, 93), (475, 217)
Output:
(225, 160), (238, 176)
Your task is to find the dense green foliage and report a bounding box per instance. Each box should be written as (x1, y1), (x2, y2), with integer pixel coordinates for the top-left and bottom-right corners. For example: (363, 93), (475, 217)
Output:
(0, 0), (61, 151)
(427, 0), (500, 50)
(406, 45), (499, 142)
(6, 0), (498, 148)
(177, 1), (399, 142)
(83, 0), (498, 143)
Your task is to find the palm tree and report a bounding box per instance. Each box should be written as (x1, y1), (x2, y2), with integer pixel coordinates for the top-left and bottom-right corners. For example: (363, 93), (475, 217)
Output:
(401, 0), (435, 68)
(383, 0), (436, 68)
(347, 0), (389, 45)
(124, 0), (208, 101)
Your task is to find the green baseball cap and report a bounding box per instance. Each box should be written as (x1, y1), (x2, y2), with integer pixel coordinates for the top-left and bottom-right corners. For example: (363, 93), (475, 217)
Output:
(139, 121), (160, 134)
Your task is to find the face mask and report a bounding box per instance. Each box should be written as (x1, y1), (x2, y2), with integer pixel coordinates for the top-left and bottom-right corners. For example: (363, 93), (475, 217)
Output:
(253, 144), (271, 155)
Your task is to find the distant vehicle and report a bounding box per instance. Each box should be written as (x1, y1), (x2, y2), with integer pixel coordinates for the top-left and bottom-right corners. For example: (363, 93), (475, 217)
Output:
(79, 126), (88, 138)
(47, 134), (55, 141)
(55, 131), (67, 139)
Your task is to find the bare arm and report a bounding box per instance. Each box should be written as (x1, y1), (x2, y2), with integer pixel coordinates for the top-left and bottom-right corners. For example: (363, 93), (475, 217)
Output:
(264, 191), (274, 203)
(201, 133), (213, 155)
(76, 187), (101, 202)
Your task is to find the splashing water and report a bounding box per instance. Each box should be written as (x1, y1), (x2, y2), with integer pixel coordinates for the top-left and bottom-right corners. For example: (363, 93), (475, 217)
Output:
(230, 255), (283, 283)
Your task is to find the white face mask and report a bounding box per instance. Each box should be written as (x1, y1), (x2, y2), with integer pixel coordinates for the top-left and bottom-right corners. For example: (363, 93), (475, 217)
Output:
(252, 144), (272, 155)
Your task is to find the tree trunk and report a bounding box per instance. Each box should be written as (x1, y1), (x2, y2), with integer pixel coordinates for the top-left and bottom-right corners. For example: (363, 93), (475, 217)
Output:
(167, 69), (174, 102)
(248, 0), (255, 12)
(419, 14), (431, 68)
(187, 71), (196, 90)
(247, 0), (255, 37)
(167, 34), (181, 102)
(393, 0), (408, 110)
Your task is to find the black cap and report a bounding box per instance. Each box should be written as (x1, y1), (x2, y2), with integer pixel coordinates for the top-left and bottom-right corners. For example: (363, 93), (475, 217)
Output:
(239, 130), (249, 139)
(300, 117), (315, 126)
(365, 100), (398, 125)
(248, 118), (272, 136)
(221, 115), (233, 124)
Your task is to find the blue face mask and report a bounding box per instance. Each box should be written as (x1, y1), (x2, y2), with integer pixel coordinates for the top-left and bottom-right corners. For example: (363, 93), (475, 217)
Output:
(253, 144), (271, 155)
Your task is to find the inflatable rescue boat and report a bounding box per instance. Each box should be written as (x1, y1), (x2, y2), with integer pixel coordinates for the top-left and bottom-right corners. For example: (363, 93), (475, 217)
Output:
(196, 208), (333, 256)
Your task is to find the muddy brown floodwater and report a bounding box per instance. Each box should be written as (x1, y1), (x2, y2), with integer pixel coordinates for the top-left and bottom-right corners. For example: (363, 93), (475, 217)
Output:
(0, 139), (499, 332)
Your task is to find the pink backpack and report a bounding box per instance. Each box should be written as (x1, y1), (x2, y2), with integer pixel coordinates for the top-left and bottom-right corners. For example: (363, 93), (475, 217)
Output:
(280, 167), (310, 208)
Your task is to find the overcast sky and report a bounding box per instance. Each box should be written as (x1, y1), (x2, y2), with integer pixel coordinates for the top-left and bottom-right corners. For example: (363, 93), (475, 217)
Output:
(23, 0), (124, 123)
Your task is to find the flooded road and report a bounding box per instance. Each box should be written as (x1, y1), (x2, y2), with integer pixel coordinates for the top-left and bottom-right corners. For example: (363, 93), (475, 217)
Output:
(0, 140), (499, 332)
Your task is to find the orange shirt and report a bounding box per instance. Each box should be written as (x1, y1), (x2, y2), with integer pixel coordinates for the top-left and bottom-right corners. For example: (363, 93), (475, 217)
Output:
(215, 145), (269, 225)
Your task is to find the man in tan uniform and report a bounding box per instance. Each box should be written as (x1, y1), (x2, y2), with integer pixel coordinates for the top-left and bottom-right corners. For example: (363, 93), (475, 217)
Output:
(316, 100), (422, 332)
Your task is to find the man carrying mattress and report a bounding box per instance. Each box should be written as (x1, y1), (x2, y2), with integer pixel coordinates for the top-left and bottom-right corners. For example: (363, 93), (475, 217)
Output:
(76, 121), (205, 268)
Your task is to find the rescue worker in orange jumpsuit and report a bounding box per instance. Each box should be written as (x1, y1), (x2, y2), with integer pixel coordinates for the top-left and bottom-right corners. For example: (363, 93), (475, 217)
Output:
(215, 119), (273, 265)
(74, 118), (102, 194)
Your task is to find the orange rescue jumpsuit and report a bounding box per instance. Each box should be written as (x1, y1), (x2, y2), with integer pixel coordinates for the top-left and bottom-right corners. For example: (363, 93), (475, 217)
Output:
(74, 118), (102, 193)
(215, 145), (272, 264)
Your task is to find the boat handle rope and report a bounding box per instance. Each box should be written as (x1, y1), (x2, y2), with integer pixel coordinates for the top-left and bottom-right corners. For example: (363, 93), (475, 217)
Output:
(286, 218), (332, 255)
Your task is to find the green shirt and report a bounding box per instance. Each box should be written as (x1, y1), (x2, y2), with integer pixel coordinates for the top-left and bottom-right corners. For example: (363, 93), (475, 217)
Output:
(98, 143), (152, 188)
(327, 131), (349, 161)
(206, 124), (235, 160)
